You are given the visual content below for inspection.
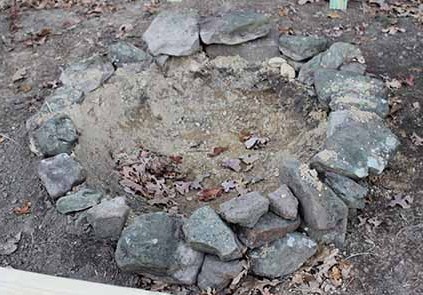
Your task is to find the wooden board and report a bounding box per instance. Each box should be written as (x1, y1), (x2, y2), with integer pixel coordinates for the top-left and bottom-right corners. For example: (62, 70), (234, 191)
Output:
(0, 267), (168, 295)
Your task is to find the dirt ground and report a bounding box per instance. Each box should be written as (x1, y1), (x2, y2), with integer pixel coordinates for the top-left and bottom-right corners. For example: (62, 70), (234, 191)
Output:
(0, 0), (422, 294)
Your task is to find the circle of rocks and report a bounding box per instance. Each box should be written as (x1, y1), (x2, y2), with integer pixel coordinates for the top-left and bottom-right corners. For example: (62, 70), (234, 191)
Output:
(28, 10), (399, 292)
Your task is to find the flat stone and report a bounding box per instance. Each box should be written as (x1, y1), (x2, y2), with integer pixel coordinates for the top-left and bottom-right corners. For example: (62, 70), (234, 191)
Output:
(56, 189), (102, 214)
(115, 212), (204, 284)
(219, 192), (269, 228)
(278, 35), (328, 61)
(311, 110), (400, 179)
(197, 255), (244, 291)
(238, 212), (300, 249)
(183, 206), (242, 261)
(204, 29), (279, 64)
(279, 156), (348, 247)
(29, 114), (78, 157)
(340, 62), (366, 74)
(324, 172), (367, 209)
(143, 11), (200, 56)
(108, 41), (152, 67)
(38, 153), (86, 199)
(200, 11), (271, 45)
(86, 197), (130, 240)
(298, 42), (365, 85)
(60, 55), (115, 93)
(249, 232), (317, 278)
(268, 185), (298, 220)
(314, 69), (389, 117)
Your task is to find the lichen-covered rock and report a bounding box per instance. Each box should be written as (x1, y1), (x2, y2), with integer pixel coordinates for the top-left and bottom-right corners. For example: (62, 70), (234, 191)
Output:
(115, 212), (204, 284)
(38, 153), (86, 199)
(183, 206), (242, 261)
(279, 156), (348, 247)
(311, 110), (400, 179)
(200, 11), (271, 45)
(29, 114), (78, 157)
(314, 69), (389, 117)
(219, 192), (269, 228)
(249, 233), (317, 278)
(56, 189), (102, 214)
(60, 56), (115, 93)
(324, 172), (367, 209)
(278, 35), (328, 61)
(238, 212), (300, 248)
(143, 11), (200, 56)
(87, 197), (130, 240)
(197, 255), (244, 291)
(108, 41), (152, 67)
(268, 185), (298, 220)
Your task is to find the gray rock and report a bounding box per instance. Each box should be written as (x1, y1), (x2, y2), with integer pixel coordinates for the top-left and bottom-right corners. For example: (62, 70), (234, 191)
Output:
(183, 206), (242, 261)
(205, 29), (280, 64)
(340, 62), (366, 74)
(314, 69), (389, 117)
(268, 185), (298, 220)
(197, 255), (244, 291)
(38, 153), (86, 199)
(108, 41), (152, 67)
(143, 11), (200, 56)
(115, 212), (204, 284)
(249, 233), (317, 278)
(311, 110), (400, 179)
(60, 56), (115, 93)
(279, 156), (348, 247)
(324, 172), (367, 209)
(56, 189), (102, 214)
(278, 35), (328, 61)
(86, 197), (130, 240)
(200, 11), (271, 45)
(219, 192), (269, 228)
(298, 42), (365, 85)
(29, 114), (78, 157)
(238, 212), (300, 249)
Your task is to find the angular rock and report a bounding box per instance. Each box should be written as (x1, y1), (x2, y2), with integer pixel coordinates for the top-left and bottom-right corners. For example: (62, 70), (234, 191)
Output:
(183, 206), (242, 261)
(219, 192), (269, 228)
(115, 212), (204, 284)
(324, 172), (367, 209)
(56, 189), (102, 214)
(86, 197), (130, 240)
(29, 114), (78, 157)
(143, 11), (200, 56)
(314, 69), (389, 117)
(279, 156), (348, 247)
(200, 11), (271, 45)
(340, 62), (366, 74)
(278, 35), (328, 61)
(108, 41), (152, 67)
(60, 56), (115, 93)
(268, 185), (298, 220)
(311, 110), (400, 179)
(38, 153), (86, 199)
(298, 42), (365, 85)
(249, 233), (317, 278)
(197, 255), (244, 291)
(238, 212), (300, 249)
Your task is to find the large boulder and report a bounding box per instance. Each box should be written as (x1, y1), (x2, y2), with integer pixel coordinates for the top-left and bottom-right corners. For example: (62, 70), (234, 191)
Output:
(324, 172), (368, 209)
(56, 189), (102, 214)
(311, 110), (400, 179)
(200, 11), (271, 45)
(267, 185), (298, 220)
(29, 114), (78, 157)
(197, 255), (244, 291)
(108, 41), (152, 67)
(278, 35), (328, 61)
(38, 153), (86, 199)
(279, 156), (348, 247)
(115, 212), (204, 284)
(183, 206), (242, 261)
(237, 212), (300, 249)
(249, 233), (317, 278)
(314, 69), (389, 117)
(143, 11), (200, 56)
(219, 192), (269, 228)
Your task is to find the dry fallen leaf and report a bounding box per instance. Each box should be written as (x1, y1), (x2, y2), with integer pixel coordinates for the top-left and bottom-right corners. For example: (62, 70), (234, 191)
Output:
(198, 187), (223, 201)
(382, 25), (406, 34)
(221, 180), (237, 193)
(20, 84), (32, 93)
(388, 194), (413, 209)
(208, 146), (229, 157)
(386, 78), (402, 89)
(169, 155), (183, 164)
(222, 158), (242, 172)
(411, 132), (423, 146)
(403, 75), (415, 87)
(244, 136), (269, 149)
(13, 200), (31, 215)
(327, 11), (342, 19)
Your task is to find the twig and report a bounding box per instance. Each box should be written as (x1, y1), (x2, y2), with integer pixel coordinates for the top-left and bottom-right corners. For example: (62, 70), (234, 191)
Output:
(0, 133), (18, 144)
(345, 252), (379, 260)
